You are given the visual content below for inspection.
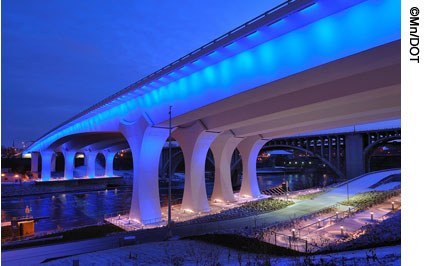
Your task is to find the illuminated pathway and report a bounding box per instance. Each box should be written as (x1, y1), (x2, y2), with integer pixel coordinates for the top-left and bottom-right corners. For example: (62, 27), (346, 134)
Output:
(25, 0), (400, 224)
(105, 193), (271, 231)
(1, 169), (399, 265)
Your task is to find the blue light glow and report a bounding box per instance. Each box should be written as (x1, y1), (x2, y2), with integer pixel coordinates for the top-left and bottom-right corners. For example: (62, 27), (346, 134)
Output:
(27, 0), (400, 152)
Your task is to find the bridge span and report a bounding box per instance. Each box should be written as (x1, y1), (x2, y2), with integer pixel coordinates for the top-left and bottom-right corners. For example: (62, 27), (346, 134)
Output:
(25, 0), (400, 224)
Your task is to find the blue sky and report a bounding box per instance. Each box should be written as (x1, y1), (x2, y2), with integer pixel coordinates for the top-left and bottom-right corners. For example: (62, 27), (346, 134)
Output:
(1, 0), (400, 148)
(1, 0), (282, 147)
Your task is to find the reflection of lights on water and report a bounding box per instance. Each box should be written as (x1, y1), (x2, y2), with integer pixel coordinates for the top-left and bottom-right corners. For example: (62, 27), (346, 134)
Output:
(52, 195), (55, 199)
(114, 188), (118, 194)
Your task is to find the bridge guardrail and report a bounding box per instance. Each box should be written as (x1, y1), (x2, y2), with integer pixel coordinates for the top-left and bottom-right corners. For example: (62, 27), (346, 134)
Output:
(26, 0), (306, 152)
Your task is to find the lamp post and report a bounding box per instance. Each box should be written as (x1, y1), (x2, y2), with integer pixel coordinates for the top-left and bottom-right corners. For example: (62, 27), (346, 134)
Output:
(346, 181), (349, 204)
(167, 106), (173, 238)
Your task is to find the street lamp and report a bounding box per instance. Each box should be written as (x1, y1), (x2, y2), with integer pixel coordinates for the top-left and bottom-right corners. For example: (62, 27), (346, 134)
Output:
(346, 182), (349, 204)
(167, 106), (173, 238)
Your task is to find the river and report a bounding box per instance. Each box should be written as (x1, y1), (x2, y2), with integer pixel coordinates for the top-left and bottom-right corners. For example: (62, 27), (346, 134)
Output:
(1, 173), (335, 234)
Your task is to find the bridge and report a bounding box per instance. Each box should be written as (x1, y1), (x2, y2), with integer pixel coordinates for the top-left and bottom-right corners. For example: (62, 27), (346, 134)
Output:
(25, 0), (400, 224)
(158, 126), (401, 185)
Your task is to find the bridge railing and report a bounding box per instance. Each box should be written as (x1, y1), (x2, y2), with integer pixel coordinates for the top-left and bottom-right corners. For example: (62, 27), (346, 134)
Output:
(26, 0), (307, 153)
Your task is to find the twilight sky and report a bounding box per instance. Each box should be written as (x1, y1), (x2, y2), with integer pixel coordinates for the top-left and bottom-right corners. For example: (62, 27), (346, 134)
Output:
(1, 0), (282, 147)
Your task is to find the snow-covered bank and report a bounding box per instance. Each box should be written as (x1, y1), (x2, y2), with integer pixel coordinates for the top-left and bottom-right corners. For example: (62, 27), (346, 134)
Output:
(43, 239), (400, 266)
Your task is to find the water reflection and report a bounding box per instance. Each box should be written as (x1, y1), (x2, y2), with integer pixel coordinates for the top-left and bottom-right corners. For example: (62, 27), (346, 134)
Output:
(1, 173), (335, 234)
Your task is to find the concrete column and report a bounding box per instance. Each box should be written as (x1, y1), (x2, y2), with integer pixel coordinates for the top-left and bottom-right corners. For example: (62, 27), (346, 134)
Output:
(51, 154), (56, 172)
(31, 152), (39, 173)
(328, 137), (332, 162)
(105, 152), (115, 177)
(64, 151), (76, 180)
(345, 134), (365, 179)
(336, 136), (341, 170)
(120, 117), (169, 224)
(173, 121), (220, 212)
(41, 151), (53, 181)
(237, 136), (268, 198)
(210, 131), (243, 203)
(86, 152), (97, 178)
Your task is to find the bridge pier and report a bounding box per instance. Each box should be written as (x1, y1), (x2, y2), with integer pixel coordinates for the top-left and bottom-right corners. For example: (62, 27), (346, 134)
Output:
(173, 121), (220, 212)
(345, 134), (365, 179)
(41, 151), (53, 181)
(104, 152), (115, 177)
(120, 118), (167, 224)
(86, 152), (97, 178)
(64, 151), (76, 180)
(237, 136), (268, 198)
(210, 131), (242, 203)
(51, 154), (56, 172)
(31, 152), (39, 173)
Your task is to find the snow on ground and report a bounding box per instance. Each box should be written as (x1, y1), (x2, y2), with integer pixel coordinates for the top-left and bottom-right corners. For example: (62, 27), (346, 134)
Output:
(328, 169), (401, 197)
(43, 239), (400, 266)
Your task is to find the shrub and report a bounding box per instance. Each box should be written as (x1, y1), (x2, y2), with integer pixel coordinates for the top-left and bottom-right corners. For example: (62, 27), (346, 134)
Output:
(339, 191), (387, 206)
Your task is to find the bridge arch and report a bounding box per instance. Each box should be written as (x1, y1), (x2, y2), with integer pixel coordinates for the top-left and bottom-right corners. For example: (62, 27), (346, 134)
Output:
(160, 149), (215, 178)
(260, 144), (346, 179)
(95, 152), (106, 176)
(51, 151), (64, 176)
(364, 136), (401, 172)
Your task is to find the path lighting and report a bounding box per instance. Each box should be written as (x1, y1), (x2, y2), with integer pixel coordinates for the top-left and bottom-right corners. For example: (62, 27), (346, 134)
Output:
(118, 214), (121, 220)
(340, 226), (344, 236)
(392, 201), (395, 211)
(370, 212), (374, 221)
(336, 211), (339, 220)
(318, 218), (321, 227)
(291, 228), (296, 238)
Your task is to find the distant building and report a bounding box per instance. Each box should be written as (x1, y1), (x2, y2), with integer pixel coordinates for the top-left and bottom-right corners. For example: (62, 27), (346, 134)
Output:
(1, 169), (23, 183)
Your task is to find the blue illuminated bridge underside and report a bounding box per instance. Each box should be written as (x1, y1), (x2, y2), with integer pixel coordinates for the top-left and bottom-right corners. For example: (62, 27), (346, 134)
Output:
(26, 0), (400, 224)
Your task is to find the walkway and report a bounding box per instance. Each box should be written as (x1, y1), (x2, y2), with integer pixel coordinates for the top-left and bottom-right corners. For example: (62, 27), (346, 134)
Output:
(105, 193), (271, 231)
(266, 194), (401, 252)
(1, 169), (399, 265)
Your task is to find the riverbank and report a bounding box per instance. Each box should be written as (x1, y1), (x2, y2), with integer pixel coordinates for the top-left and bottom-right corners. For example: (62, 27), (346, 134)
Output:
(41, 238), (401, 265)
